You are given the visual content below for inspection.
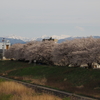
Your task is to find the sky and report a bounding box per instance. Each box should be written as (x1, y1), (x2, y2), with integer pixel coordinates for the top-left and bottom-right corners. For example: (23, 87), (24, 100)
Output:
(0, 0), (100, 38)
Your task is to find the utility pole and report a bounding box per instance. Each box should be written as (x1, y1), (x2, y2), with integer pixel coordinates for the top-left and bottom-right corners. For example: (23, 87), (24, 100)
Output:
(2, 38), (5, 59)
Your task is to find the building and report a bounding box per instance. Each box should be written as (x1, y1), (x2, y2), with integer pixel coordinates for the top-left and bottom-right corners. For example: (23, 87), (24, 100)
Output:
(0, 39), (11, 59)
(92, 62), (100, 69)
(80, 63), (100, 69)
(42, 37), (58, 43)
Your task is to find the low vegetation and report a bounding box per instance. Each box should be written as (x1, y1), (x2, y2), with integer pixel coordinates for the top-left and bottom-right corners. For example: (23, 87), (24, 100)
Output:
(0, 61), (100, 99)
(0, 78), (63, 100)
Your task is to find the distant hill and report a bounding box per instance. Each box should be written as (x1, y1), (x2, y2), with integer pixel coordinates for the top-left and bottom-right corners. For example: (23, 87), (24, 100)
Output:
(93, 36), (100, 38)
(58, 36), (100, 43)
(0, 35), (100, 44)
(0, 37), (26, 44)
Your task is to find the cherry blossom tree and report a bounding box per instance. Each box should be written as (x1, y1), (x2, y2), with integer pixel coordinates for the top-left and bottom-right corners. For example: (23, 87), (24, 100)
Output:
(52, 40), (76, 66)
(5, 37), (100, 68)
(5, 43), (21, 59)
(36, 41), (56, 65)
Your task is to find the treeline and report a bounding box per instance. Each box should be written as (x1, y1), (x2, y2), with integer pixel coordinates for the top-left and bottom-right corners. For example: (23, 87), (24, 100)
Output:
(5, 37), (100, 68)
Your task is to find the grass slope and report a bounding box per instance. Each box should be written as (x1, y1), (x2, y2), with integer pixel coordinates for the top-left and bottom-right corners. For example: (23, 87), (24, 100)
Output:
(0, 60), (100, 99)
(0, 78), (63, 100)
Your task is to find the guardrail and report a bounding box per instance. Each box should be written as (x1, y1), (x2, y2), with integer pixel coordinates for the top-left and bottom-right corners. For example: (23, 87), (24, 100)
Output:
(0, 76), (98, 100)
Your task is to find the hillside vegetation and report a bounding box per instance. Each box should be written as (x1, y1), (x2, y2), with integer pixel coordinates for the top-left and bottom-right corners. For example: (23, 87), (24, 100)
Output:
(0, 60), (100, 99)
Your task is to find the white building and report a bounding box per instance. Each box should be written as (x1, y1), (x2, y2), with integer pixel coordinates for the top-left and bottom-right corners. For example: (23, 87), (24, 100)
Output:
(0, 40), (11, 59)
(80, 63), (100, 69)
(0, 42), (10, 50)
(92, 62), (100, 69)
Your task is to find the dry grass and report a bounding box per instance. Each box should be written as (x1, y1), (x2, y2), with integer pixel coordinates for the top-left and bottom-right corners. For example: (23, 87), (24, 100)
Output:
(0, 81), (62, 100)
(23, 76), (47, 85)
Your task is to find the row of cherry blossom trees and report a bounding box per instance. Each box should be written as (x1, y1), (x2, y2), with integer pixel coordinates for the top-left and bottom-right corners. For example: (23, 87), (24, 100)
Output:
(5, 41), (55, 65)
(52, 37), (100, 68)
(5, 37), (100, 68)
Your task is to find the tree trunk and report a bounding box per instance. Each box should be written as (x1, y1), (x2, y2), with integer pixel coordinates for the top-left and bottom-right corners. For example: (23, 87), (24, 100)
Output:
(87, 63), (93, 69)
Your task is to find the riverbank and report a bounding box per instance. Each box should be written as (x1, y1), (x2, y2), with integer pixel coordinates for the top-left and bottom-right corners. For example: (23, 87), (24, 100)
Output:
(0, 60), (100, 99)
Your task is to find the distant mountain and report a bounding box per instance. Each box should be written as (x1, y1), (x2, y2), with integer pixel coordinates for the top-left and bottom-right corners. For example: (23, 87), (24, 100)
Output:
(32, 35), (70, 41)
(0, 35), (100, 44)
(5, 35), (35, 42)
(58, 37), (74, 43)
(58, 36), (100, 43)
(93, 36), (100, 38)
(0, 37), (26, 44)
(1, 35), (70, 43)
(5, 35), (70, 41)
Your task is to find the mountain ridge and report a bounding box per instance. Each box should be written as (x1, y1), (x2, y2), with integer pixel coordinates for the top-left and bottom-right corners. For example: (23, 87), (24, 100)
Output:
(0, 35), (100, 44)
(4, 35), (70, 42)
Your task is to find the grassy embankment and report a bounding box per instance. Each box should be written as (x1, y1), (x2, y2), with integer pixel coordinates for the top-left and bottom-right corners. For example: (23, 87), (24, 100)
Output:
(0, 78), (64, 100)
(0, 60), (100, 99)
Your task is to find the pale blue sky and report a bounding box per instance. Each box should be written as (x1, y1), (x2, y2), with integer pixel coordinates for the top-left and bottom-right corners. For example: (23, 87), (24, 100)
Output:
(0, 0), (100, 38)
